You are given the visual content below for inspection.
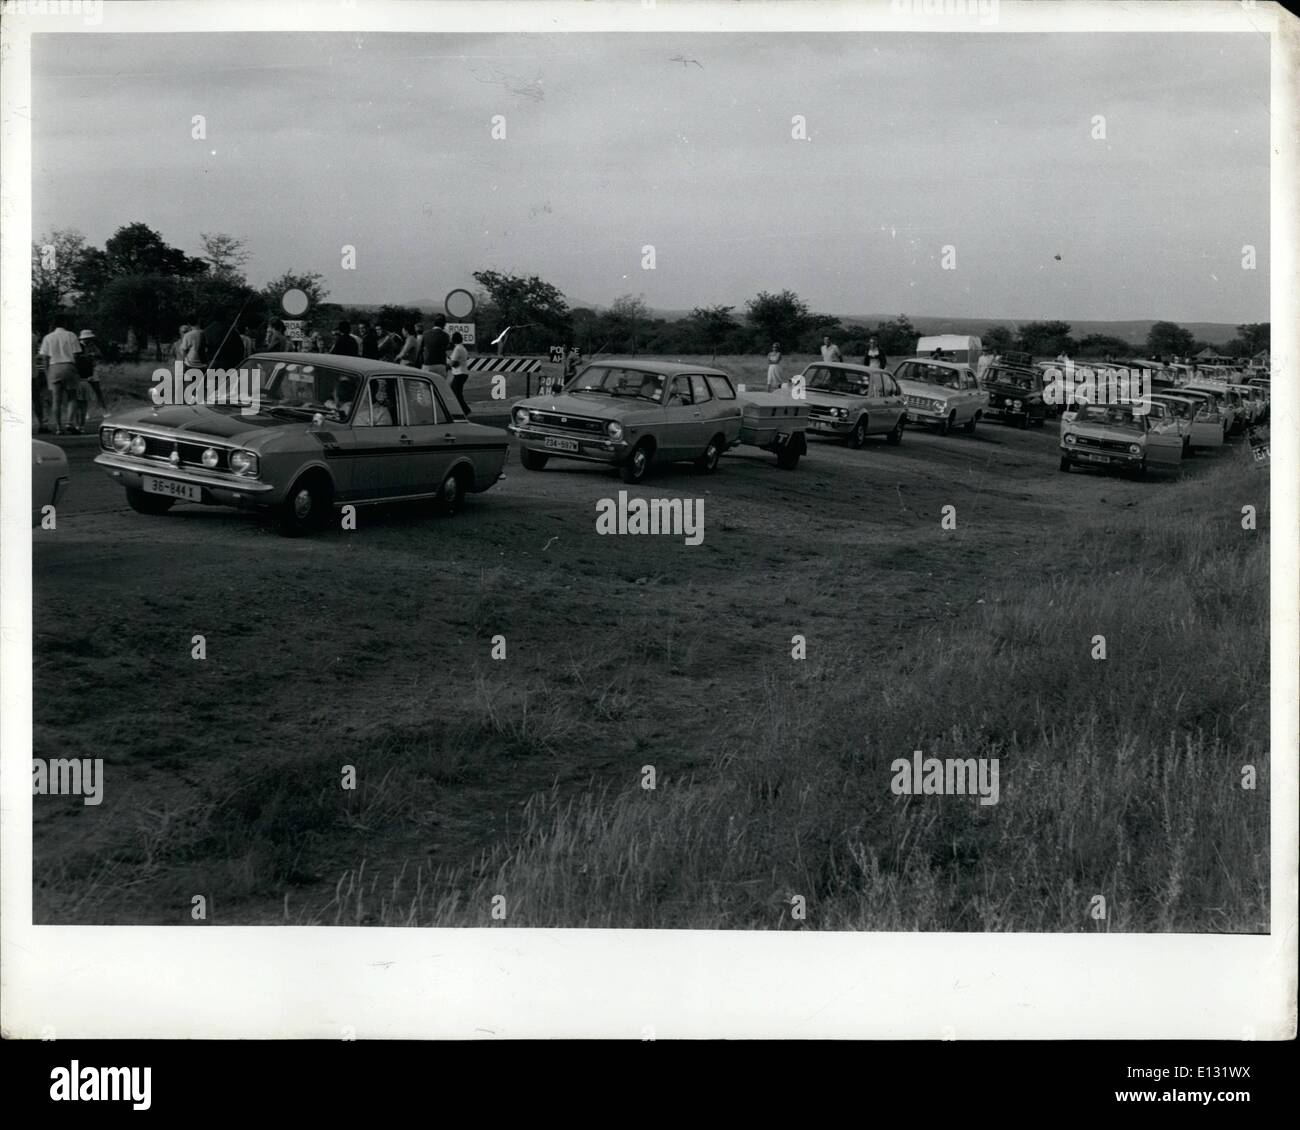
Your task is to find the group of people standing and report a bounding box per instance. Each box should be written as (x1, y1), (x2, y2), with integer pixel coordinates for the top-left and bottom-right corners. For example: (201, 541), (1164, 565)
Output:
(763, 335), (890, 391)
(325, 315), (473, 415)
(34, 316), (109, 435)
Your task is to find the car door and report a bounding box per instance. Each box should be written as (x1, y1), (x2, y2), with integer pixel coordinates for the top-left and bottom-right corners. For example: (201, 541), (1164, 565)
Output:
(959, 370), (984, 420)
(691, 373), (740, 448)
(1143, 410), (1182, 465)
(661, 374), (698, 458)
(704, 374), (743, 443)
(399, 374), (456, 495)
(336, 376), (410, 501)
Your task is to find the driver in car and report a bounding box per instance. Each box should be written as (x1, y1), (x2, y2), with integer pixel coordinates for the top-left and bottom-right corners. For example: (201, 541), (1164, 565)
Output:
(326, 377), (356, 417)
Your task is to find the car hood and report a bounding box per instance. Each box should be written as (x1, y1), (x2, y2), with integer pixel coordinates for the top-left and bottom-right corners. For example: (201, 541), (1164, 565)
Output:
(102, 403), (300, 444)
(985, 381), (1040, 398)
(1065, 422), (1145, 444)
(800, 390), (868, 410)
(516, 391), (658, 422)
(896, 378), (955, 400)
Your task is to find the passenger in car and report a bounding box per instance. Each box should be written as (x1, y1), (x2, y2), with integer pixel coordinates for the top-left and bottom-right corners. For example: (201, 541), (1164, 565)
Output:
(354, 381), (394, 426)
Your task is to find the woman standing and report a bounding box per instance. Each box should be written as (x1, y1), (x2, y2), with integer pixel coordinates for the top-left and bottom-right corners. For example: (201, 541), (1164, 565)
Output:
(863, 336), (887, 370)
(448, 331), (472, 416)
(766, 343), (783, 391)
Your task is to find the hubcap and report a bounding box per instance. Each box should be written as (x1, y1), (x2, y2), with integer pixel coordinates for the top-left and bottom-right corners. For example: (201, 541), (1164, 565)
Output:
(634, 450), (647, 475)
(443, 477), (458, 502)
(293, 489), (312, 519)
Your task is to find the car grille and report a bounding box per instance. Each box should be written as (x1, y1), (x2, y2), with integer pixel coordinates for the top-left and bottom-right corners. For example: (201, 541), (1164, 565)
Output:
(139, 435), (233, 471)
(905, 395), (941, 410)
(808, 406), (842, 419)
(1075, 436), (1134, 454)
(527, 411), (606, 435)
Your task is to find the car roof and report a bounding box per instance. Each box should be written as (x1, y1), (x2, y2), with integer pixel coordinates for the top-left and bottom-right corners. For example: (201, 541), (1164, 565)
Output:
(249, 351), (410, 375)
(899, 359), (971, 372)
(584, 358), (729, 377)
(803, 361), (878, 374)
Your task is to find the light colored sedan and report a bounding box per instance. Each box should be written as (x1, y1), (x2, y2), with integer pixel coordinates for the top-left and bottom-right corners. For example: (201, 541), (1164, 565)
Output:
(798, 362), (906, 447)
(893, 359), (988, 434)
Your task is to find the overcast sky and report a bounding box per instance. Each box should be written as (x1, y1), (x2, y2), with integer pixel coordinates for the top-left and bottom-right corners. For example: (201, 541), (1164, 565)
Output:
(31, 31), (1270, 322)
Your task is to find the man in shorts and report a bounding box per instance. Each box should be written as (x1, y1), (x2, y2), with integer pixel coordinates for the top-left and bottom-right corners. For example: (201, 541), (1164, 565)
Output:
(38, 315), (82, 435)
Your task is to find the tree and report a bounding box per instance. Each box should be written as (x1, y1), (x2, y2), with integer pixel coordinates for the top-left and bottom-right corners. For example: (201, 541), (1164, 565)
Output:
(982, 325), (1014, 354)
(745, 289), (813, 350)
(377, 305), (423, 332)
(1231, 322), (1269, 356)
(103, 222), (205, 279)
(199, 232), (250, 282)
(1076, 333), (1133, 359)
(871, 314), (918, 359)
(260, 271), (329, 319)
(689, 305), (736, 359)
(97, 274), (183, 356)
(32, 229), (92, 332)
(1145, 320), (1194, 358)
(606, 294), (650, 355)
(1017, 320), (1076, 358)
(471, 270), (571, 354)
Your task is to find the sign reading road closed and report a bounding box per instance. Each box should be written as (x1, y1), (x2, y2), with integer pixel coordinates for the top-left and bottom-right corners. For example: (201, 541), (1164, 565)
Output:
(447, 322), (476, 346)
(284, 320), (305, 342)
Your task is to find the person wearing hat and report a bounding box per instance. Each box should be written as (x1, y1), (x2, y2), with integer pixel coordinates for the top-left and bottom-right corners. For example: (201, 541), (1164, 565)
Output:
(76, 329), (110, 422)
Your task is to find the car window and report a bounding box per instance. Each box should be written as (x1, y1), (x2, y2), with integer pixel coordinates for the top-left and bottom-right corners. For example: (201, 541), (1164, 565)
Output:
(882, 374), (900, 396)
(354, 377), (397, 427)
(401, 377), (441, 426)
(667, 376), (693, 406)
(705, 375), (736, 400)
(690, 374), (713, 403)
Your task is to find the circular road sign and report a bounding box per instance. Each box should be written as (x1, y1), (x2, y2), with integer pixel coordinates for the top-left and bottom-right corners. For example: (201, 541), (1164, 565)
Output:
(444, 289), (476, 320)
(281, 288), (310, 316)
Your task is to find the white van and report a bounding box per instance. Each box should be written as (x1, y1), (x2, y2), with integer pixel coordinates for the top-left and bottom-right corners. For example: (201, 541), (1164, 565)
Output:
(915, 335), (983, 367)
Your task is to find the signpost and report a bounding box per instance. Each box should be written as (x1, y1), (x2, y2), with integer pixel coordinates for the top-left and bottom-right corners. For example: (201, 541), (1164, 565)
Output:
(447, 322), (476, 346)
(284, 320), (305, 343)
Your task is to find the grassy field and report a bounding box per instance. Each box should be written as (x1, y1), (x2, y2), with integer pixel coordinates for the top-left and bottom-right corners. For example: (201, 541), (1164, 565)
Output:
(306, 455), (1267, 931)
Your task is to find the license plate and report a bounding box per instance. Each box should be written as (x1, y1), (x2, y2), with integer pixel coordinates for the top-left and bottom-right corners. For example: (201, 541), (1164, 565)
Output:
(143, 475), (202, 501)
(1076, 453), (1108, 464)
(543, 436), (579, 452)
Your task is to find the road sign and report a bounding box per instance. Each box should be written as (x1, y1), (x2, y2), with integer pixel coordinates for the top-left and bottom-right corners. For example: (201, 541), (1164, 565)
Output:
(447, 322), (476, 346)
(445, 289), (476, 320)
(284, 320), (305, 341)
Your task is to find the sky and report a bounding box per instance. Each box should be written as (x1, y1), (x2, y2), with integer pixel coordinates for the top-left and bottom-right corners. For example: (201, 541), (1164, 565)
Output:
(30, 30), (1271, 323)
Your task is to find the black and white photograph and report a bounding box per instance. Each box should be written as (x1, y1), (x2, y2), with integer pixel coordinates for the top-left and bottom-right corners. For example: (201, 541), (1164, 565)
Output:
(2, 0), (1296, 1048)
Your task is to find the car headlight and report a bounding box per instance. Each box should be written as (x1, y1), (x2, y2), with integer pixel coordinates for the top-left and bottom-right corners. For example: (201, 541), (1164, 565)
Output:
(201, 447), (219, 468)
(229, 450), (258, 476)
(1065, 434), (1077, 445)
(514, 408), (530, 426)
(1013, 399), (1022, 410)
(606, 421), (623, 440)
(836, 407), (848, 419)
(1128, 443), (1141, 455)
(100, 427), (115, 451)
(129, 434), (146, 455)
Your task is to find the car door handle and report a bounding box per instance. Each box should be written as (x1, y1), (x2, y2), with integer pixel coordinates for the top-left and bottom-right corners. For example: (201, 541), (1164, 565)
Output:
(693, 411), (703, 418)
(441, 432), (456, 442)
(398, 434), (413, 446)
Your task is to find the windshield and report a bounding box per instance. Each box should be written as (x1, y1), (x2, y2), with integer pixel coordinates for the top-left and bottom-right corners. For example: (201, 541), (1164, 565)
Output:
(1153, 399), (1190, 419)
(902, 364), (962, 390)
(1075, 404), (1144, 430)
(987, 367), (1037, 389)
(567, 365), (665, 403)
(804, 366), (871, 395)
(260, 361), (358, 415)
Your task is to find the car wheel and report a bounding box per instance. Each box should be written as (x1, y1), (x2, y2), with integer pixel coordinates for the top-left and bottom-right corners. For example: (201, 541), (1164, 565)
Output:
(776, 443), (801, 470)
(277, 473), (331, 537)
(620, 440), (653, 484)
(963, 411), (980, 434)
(695, 434), (724, 473)
(437, 469), (466, 516)
(847, 417), (868, 449)
(125, 486), (175, 515)
(885, 416), (904, 446)
(519, 447), (549, 471)
(1058, 454), (1071, 473)
(940, 411), (956, 436)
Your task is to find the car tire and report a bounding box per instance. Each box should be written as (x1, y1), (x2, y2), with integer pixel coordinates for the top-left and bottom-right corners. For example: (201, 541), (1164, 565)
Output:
(940, 411), (956, 436)
(963, 411), (980, 434)
(125, 486), (175, 515)
(519, 447), (549, 471)
(695, 434), (724, 473)
(1058, 455), (1071, 473)
(847, 417), (868, 449)
(776, 443), (801, 470)
(620, 440), (653, 484)
(277, 473), (331, 537)
(437, 469), (466, 516)
(885, 416), (904, 446)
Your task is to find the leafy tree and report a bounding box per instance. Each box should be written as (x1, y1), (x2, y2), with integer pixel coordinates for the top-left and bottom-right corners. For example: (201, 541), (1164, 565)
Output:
(606, 294), (650, 355)
(103, 222), (204, 279)
(1017, 320), (1077, 357)
(261, 270), (329, 317)
(200, 232), (250, 282)
(471, 269), (571, 354)
(1145, 320), (1194, 358)
(1076, 333), (1133, 359)
(745, 289), (813, 350)
(31, 229), (92, 333)
(689, 304), (736, 359)
(871, 314), (918, 359)
(1231, 322), (1269, 356)
(982, 325), (1014, 354)
(97, 274), (183, 356)
(377, 305), (423, 332)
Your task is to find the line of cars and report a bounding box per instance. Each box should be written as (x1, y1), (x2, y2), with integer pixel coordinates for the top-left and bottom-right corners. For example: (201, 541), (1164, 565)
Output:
(64, 347), (1270, 535)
